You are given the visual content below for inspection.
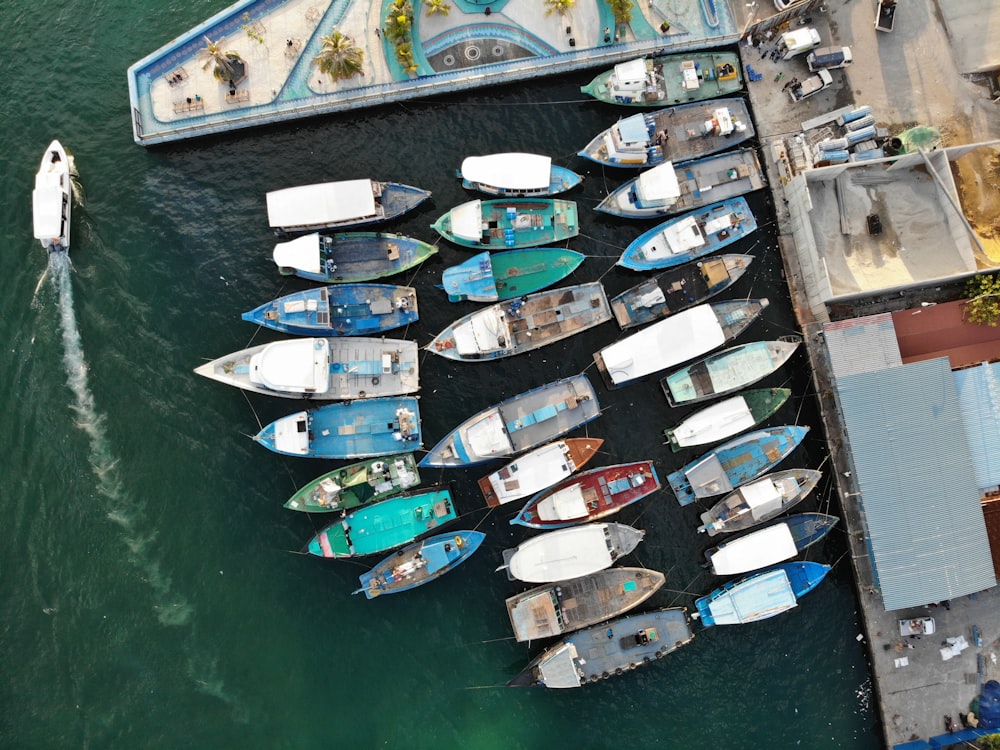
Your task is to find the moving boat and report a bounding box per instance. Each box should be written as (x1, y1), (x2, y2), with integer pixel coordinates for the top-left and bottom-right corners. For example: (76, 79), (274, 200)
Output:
(242, 284), (418, 336)
(705, 512), (839, 576)
(266, 179), (430, 234)
(611, 254), (753, 329)
(662, 336), (802, 406)
(580, 52), (744, 107)
(194, 337), (419, 400)
(578, 99), (753, 168)
(508, 607), (694, 688)
(32, 140), (72, 253)
(420, 374), (600, 468)
(697, 468), (823, 536)
(458, 153), (582, 196)
(664, 387), (792, 451)
(593, 298), (768, 389)
(667, 425), (809, 506)
(596, 150), (766, 218)
(427, 282), (612, 361)
(440, 248), (585, 303)
(478, 438), (604, 508)
(283, 454), (421, 512)
(271, 232), (437, 283)
(355, 530), (485, 598)
(694, 561), (832, 626)
(305, 488), (456, 559)
(255, 397), (421, 459)
(506, 567), (666, 642)
(511, 461), (661, 529)
(499, 522), (645, 583)
(431, 199), (579, 249)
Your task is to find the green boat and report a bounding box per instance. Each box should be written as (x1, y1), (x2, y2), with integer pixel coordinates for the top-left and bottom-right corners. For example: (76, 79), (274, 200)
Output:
(663, 388), (792, 452)
(283, 454), (421, 513)
(580, 52), (743, 107)
(432, 199), (579, 250)
(441, 248), (585, 303)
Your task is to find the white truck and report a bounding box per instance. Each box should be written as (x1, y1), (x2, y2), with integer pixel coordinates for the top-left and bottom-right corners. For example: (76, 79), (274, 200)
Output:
(806, 46), (853, 71)
(777, 28), (822, 60)
(788, 69), (834, 102)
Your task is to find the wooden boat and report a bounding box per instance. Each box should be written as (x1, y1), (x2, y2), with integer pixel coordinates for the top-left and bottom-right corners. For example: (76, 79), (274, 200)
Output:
(426, 282), (612, 362)
(305, 488), (456, 559)
(706, 513), (839, 576)
(694, 561), (831, 626)
(508, 607), (694, 688)
(697, 468), (823, 536)
(499, 522), (645, 583)
(441, 248), (585, 303)
(255, 397), (421, 459)
(667, 425), (809, 507)
(420, 374), (600, 468)
(194, 337), (419, 400)
(580, 52), (743, 107)
(578, 99), (753, 169)
(32, 140), (72, 253)
(593, 298), (768, 389)
(662, 336), (803, 406)
(596, 150), (766, 218)
(478, 438), (604, 508)
(283, 454), (421, 512)
(506, 567), (666, 642)
(431, 199), (579, 249)
(511, 461), (661, 529)
(271, 232), (437, 283)
(458, 153), (582, 196)
(266, 179), (430, 234)
(611, 254), (753, 329)
(616, 199), (756, 270)
(355, 530), (485, 598)
(242, 284), (418, 336)
(664, 387), (792, 451)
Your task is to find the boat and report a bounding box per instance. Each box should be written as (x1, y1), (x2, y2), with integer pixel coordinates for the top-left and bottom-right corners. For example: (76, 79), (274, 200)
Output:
(457, 153), (583, 196)
(593, 299), (769, 389)
(254, 397), (421, 459)
(615, 199), (757, 270)
(478, 438), (604, 507)
(271, 232), (437, 283)
(283, 454), (421, 512)
(697, 468), (823, 536)
(505, 567), (666, 642)
(611, 254), (753, 328)
(266, 179), (430, 234)
(507, 607), (694, 688)
(578, 98), (753, 168)
(431, 199), (579, 250)
(241, 284), (418, 336)
(667, 425), (809, 507)
(705, 512), (840, 575)
(694, 561), (832, 626)
(596, 150), (766, 218)
(440, 248), (585, 303)
(32, 140), (72, 253)
(420, 374), (600, 468)
(662, 336), (803, 407)
(426, 282), (612, 362)
(664, 387), (792, 451)
(580, 52), (744, 107)
(355, 530), (486, 598)
(305, 488), (456, 559)
(510, 461), (661, 529)
(499, 522), (645, 583)
(194, 337), (419, 400)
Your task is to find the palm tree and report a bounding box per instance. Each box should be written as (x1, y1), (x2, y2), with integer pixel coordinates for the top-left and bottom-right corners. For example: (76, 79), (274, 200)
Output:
(606, 0), (633, 25)
(545, 0), (575, 15)
(200, 36), (245, 82)
(385, 0), (414, 42)
(425, 0), (451, 15)
(313, 30), (365, 81)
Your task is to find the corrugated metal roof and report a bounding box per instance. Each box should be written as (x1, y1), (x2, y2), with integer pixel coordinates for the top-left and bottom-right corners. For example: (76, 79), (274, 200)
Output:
(824, 313), (902, 378)
(954, 362), (1000, 490)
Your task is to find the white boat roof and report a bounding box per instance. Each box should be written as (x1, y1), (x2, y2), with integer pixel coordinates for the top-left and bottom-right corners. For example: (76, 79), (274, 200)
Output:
(465, 410), (512, 458)
(273, 233), (322, 274)
(710, 524), (797, 576)
(685, 453), (736, 498)
(449, 200), (484, 241)
(33, 187), (65, 239)
(461, 154), (551, 191)
(705, 569), (796, 625)
(269, 411), (310, 455)
(453, 307), (506, 355)
(509, 524), (613, 582)
(613, 58), (649, 88)
(535, 642), (582, 688)
(635, 162), (680, 202)
(249, 338), (330, 394)
(742, 477), (784, 513)
(487, 442), (572, 504)
(674, 396), (754, 445)
(615, 113), (651, 146)
(266, 179), (376, 229)
(536, 484), (588, 521)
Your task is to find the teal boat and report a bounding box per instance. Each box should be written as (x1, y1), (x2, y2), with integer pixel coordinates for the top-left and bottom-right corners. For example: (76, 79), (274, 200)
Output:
(441, 248), (585, 303)
(432, 199), (579, 250)
(580, 52), (744, 107)
(282, 454), (421, 513)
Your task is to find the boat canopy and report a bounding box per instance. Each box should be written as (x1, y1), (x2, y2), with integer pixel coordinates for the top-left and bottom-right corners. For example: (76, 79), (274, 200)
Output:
(269, 412), (311, 455)
(273, 233), (322, 273)
(536, 642), (582, 688)
(452, 307), (506, 355)
(704, 569), (796, 625)
(635, 162), (680, 204)
(465, 411), (513, 458)
(710, 523), (798, 576)
(612, 59), (649, 91)
(509, 524), (612, 582)
(675, 396), (754, 444)
(249, 338), (330, 394)
(449, 200), (484, 241)
(703, 212), (737, 236)
(536, 484), (588, 521)
(615, 114), (651, 146)
(508, 588), (562, 641)
(32, 186), (65, 240)
(742, 477), (787, 520)
(462, 154), (551, 192)
(684, 452), (736, 498)
(266, 179), (376, 229)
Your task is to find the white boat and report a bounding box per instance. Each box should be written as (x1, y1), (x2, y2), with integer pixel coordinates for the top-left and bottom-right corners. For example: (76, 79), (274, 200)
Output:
(706, 523), (798, 576)
(32, 140), (72, 252)
(499, 522), (645, 583)
(458, 153), (583, 197)
(265, 179), (430, 234)
(477, 437), (604, 508)
(697, 468), (823, 536)
(664, 388), (791, 451)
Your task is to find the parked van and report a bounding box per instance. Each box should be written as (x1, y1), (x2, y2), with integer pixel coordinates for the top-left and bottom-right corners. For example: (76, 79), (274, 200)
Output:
(807, 46), (853, 72)
(777, 28), (821, 60)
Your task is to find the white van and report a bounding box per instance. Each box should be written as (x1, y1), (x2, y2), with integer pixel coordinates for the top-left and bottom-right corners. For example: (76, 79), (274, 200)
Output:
(807, 46), (853, 72)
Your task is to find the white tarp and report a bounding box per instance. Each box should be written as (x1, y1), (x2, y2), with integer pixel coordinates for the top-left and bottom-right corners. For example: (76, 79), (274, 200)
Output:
(449, 200), (484, 241)
(635, 162), (681, 203)
(508, 524), (612, 582)
(266, 179), (376, 229)
(462, 154), (551, 192)
(465, 411), (513, 458)
(249, 338), (330, 394)
(273, 233), (322, 273)
(709, 523), (797, 576)
(536, 485), (588, 521)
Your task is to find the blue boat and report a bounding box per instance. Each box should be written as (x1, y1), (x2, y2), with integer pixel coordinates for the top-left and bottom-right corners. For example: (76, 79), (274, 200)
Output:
(354, 530), (486, 598)
(272, 232), (438, 283)
(241, 284), (418, 336)
(458, 153), (582, 197)
(440, 248), (585, 303)
(667, 425), (809, 507)
(254, 397), (421, 459)
(705, 513), (840, 576)
(694, 561), (832, 626)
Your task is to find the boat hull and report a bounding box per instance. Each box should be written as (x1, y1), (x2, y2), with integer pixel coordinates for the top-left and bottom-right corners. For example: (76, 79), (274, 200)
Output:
(479, 437), (604, 507)
(695, 561), (832, 626)
(32, 140), (72, 253)
(283, 454), (421, 513)
(580, 52), (744, 107)
(500, 522), (645, 583)
(441, 248), (585, 303)
(356, 530), (485, 598)
(432, 199), (579, 249)
(267, 180), (430, 235)
(273, 232), (438, 283)
(697, 468), (823, 536)
(664, 387), (792, 451)
(706, 512), (839, 575)
(242, 284), (418, 336)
